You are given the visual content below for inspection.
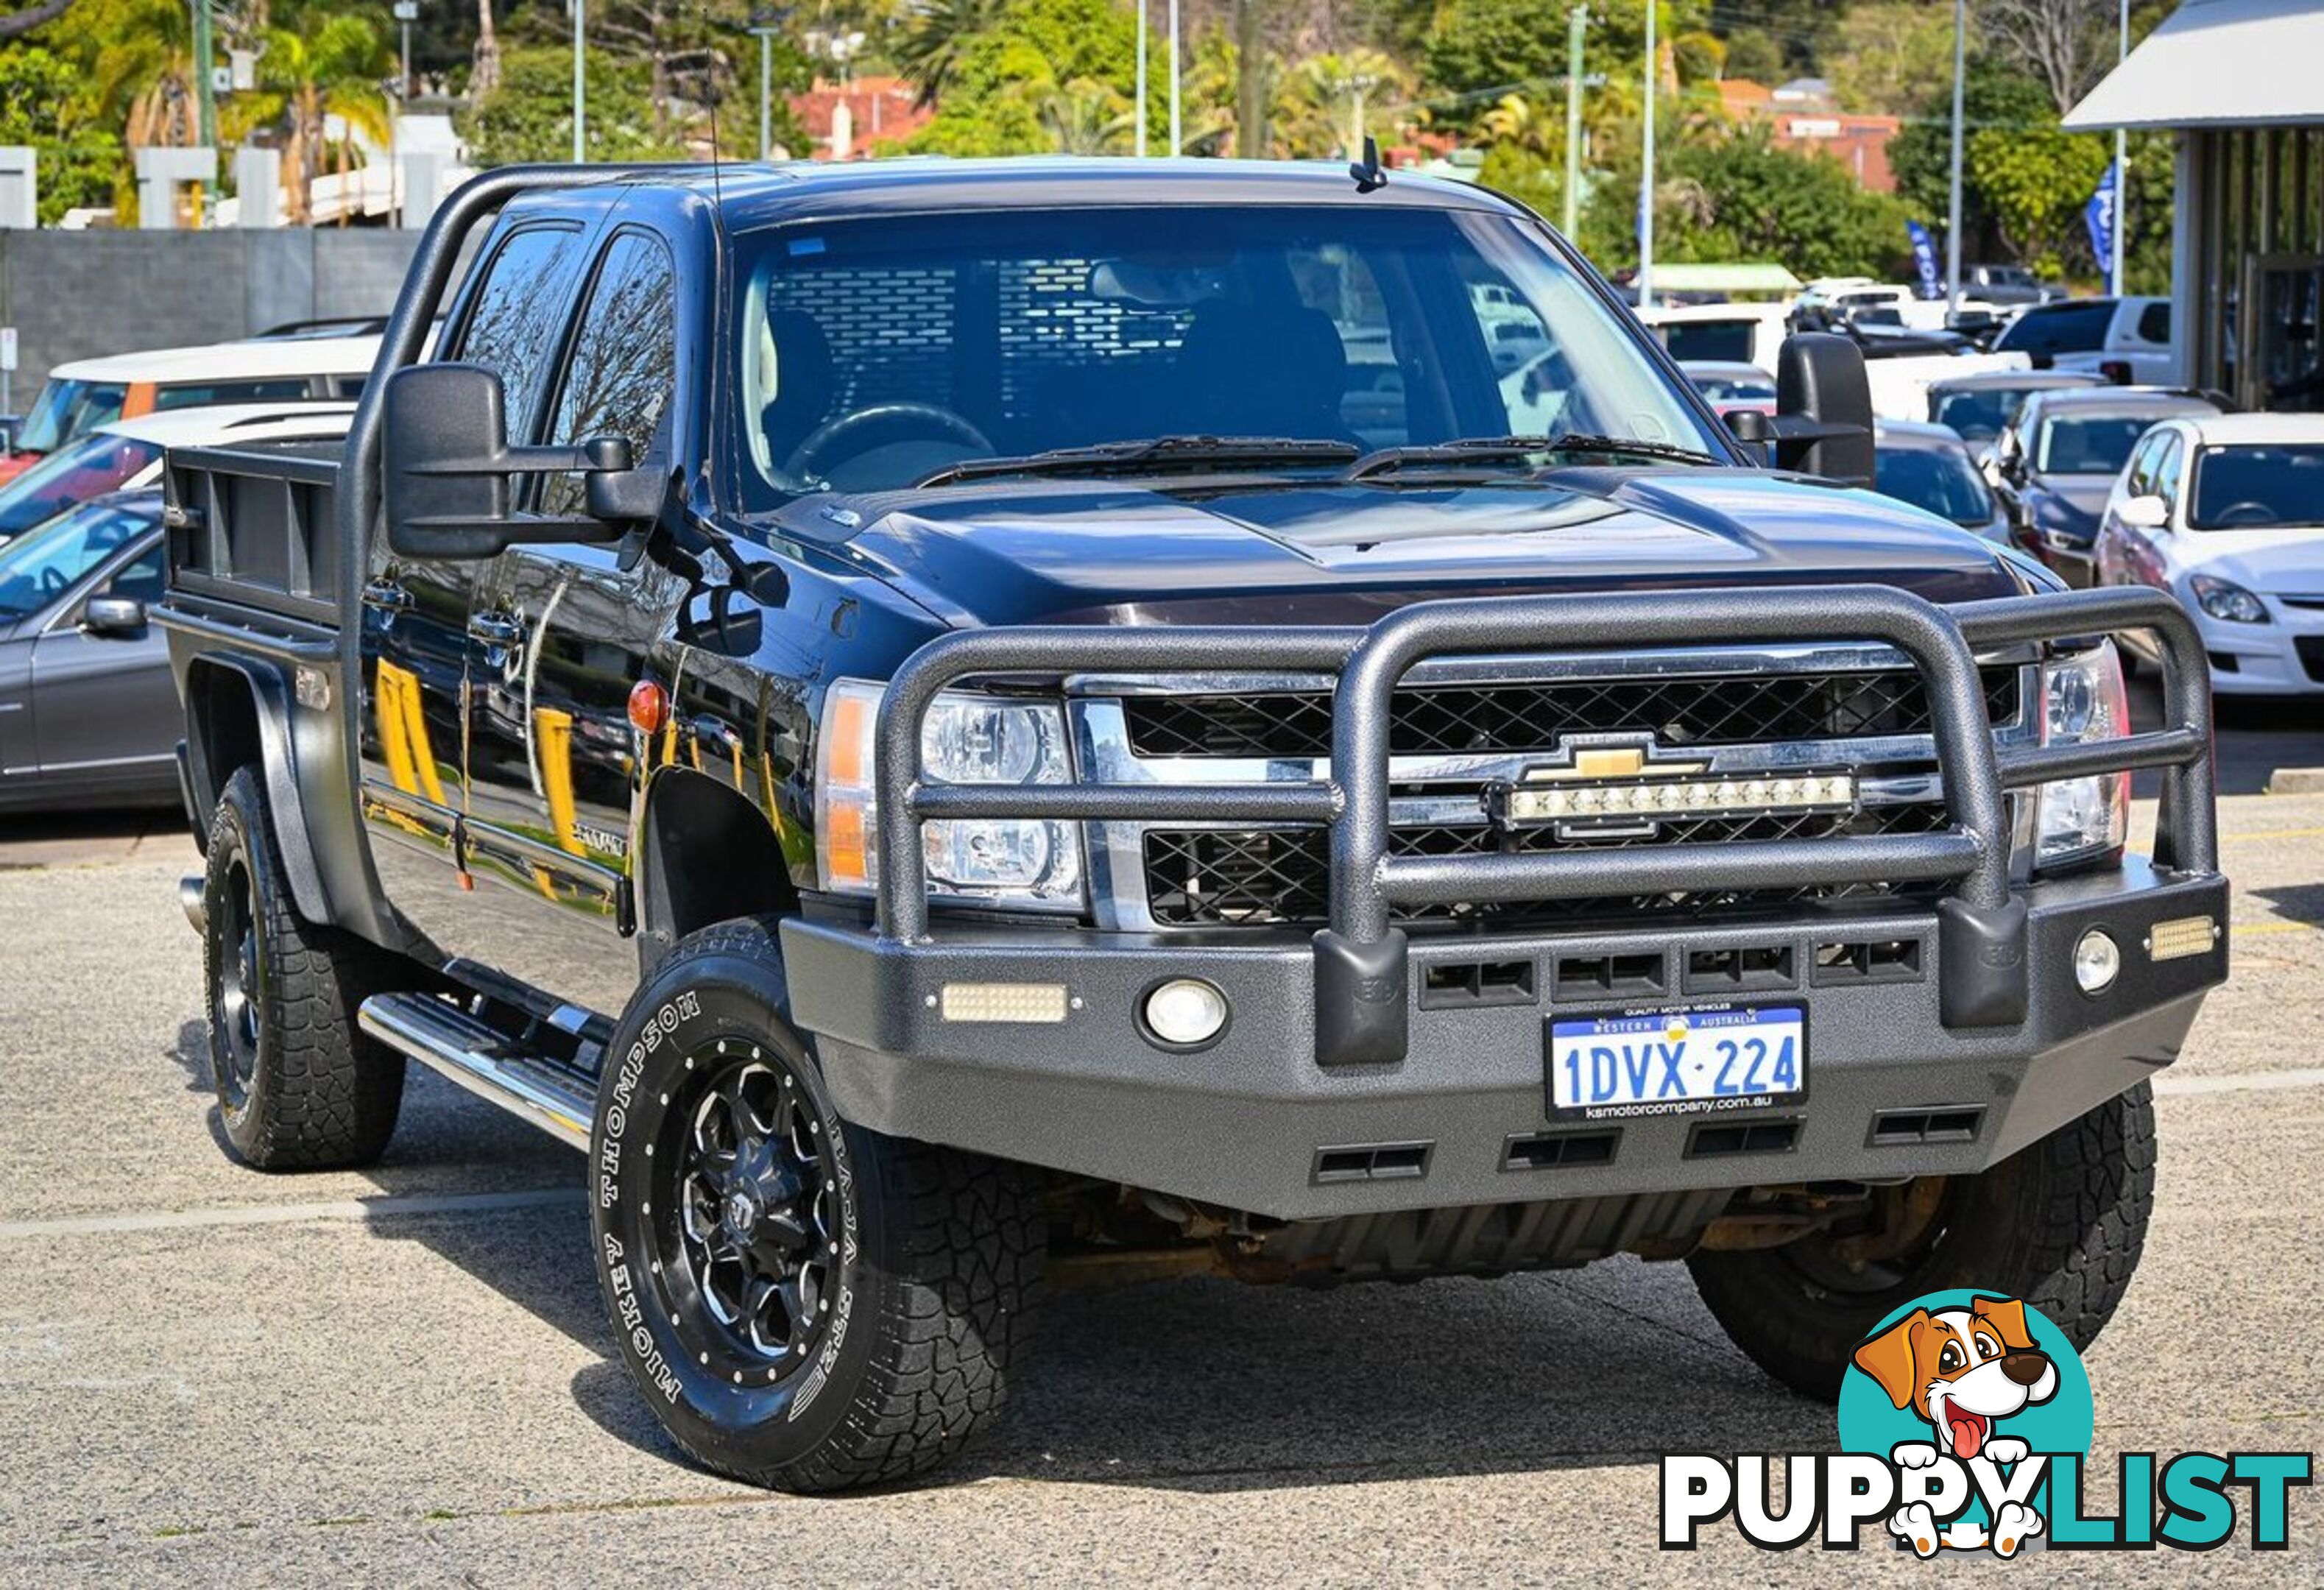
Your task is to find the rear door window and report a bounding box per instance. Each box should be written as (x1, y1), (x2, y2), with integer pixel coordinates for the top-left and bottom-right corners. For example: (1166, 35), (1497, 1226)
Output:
(2134, 302), (2171, 345)
(1660, 319), (1756, 364)
(1999, 302), (2114, 356)
(446, 223), (592, 446)
(537, 232), (678, 517)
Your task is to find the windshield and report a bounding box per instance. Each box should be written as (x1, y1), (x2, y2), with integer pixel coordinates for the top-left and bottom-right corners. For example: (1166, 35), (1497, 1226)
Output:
(732, 205), (1721, 499)
(1930, 387), (2032, 440)
(13, 378), (130, 456)
(2189, 444), (2324, 529)
(1688, 369), (1776, 403)
(0, 496), (158, 616)
(0, 431), (163, 539)
(1875, 443), (1994, 527)
(2035, 414), (2157, 476)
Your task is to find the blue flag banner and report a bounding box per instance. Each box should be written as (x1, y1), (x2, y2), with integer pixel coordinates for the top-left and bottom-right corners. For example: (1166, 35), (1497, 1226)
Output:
(2085, 163), (2119, 294)
(1905, 220), (1943, 300)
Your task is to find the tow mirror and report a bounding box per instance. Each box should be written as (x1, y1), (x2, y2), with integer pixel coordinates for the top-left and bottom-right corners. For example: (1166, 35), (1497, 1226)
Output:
(384, 362), (658, 559)
(79, 595), (146, 637)
(1771, 333), (1875, 487)
(2117, 492), (2169, 531)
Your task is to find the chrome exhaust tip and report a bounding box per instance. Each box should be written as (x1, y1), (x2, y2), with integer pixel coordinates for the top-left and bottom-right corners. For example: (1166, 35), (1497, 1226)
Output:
(177, 875), (208, 936)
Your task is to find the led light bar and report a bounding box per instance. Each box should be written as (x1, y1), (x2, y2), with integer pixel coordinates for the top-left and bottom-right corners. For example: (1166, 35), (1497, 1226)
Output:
(2146, 915), (2219, 963)
(1499, 772), (1858, 827)
(939, 982), (1070, 1024)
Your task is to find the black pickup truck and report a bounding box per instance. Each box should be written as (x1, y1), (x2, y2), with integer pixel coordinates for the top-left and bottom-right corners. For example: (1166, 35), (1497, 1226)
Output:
(157, 160), (2226, 1493)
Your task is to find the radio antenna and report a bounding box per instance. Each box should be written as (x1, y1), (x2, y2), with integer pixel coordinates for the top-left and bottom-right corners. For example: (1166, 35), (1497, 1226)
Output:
(705, 66), (727, 208)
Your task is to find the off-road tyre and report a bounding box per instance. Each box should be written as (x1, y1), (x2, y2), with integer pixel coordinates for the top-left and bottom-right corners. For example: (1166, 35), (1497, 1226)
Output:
(590, 917), (1045, 1493)
(1687, 1081), (2154, 1400)
(202, 766), (406, 1169)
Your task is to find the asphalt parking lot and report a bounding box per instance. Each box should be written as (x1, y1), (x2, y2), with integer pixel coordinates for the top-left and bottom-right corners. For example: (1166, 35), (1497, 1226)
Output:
(4, 688), (2323, 1586)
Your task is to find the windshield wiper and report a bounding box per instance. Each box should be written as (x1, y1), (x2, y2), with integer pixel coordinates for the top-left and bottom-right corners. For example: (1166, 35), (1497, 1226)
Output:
(1343, 433), (1725, 482)
(914, 435), (1360, 488)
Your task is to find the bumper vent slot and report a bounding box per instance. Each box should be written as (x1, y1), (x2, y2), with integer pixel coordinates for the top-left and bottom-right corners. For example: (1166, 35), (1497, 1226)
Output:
(1312, 1140), (1434, 1184)
(1812, 936), (1924, 985)
(1685, 944), (1797, 994)
(1870, 1107), (1985, 1148)
(1502, 1128), (1620, 1171)
(1554, 953), (1665, 1002)
(1421, 958), (1537, 1009)
(1685, 1118), (1801, 1159)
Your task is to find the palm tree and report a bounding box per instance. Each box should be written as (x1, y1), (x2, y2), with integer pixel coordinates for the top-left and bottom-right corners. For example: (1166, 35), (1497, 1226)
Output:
(91, 0), (199, 151)
(261, 12), (393, 225)
(1036, 78), (1133, 156)
(472, 0), (501, 99)
(894, 0), (1003, 109)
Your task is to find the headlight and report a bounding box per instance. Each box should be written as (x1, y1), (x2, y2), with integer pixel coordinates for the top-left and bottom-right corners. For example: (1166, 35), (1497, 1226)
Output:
(2034, 641), (2130, 871)
(2188, 573), (2269, 624)
(814, 678), (1084, 911)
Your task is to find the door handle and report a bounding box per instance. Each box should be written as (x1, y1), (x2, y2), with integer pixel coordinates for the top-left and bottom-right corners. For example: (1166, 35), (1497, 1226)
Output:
(361, 578), (413, 613)
(467, 610), (525, 648)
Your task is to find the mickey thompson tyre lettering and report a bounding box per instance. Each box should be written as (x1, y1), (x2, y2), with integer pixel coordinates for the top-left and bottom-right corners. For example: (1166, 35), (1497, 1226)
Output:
(588, 917), (1046, 1492)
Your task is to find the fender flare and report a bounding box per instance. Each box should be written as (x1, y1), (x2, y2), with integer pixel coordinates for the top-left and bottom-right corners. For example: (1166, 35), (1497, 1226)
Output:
(183, 654), (335, 927)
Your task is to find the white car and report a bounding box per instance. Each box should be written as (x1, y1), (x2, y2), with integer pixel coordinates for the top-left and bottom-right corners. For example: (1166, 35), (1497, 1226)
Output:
(2095, 413), (2324, 695)
(0, 402), (357, 545)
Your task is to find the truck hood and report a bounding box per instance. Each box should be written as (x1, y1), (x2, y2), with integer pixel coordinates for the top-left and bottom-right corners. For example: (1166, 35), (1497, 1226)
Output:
(834, 469), (2031, 628)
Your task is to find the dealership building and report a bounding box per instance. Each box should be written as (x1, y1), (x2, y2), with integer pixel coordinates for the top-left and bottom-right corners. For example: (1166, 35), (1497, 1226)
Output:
(2066, 0), (2324, 411)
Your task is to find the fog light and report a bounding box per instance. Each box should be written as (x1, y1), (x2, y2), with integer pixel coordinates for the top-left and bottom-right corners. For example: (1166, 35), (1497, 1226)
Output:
(2073, 930), (2121, 994)
(1142, 978), (1229, 1047)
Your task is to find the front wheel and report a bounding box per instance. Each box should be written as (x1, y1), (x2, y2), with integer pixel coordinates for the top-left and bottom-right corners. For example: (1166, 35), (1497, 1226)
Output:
(1687, 1081), (2155, 1400)
(590, 918), (1045, 1492)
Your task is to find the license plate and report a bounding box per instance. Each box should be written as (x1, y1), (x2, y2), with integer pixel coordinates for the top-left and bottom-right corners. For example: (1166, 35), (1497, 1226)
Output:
(1547, 1004), (1806, 1120)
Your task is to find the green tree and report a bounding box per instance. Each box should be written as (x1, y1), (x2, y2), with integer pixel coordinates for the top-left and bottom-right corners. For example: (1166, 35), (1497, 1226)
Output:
(460, 43), (685, 163)
(1036, 77), (1134, 154)
(894, 0), (1006, 108)
(1425, 0), (1709, 112)
(1719, 26), (1783, 84)
(1584, 121), (1908, 280)
(0, 43), (119, 220)
(1966, 119), (2111, 277)
(906, 0), (1136, 156)
(1826, 0), (1959, 114)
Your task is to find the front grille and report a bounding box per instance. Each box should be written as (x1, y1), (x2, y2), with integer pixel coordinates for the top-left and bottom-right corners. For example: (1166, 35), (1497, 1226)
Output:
(1121, 667), (2022, 760)
(1142, 804), (1955, 929)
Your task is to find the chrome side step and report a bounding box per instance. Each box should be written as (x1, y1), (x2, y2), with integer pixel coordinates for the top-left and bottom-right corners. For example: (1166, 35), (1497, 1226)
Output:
(358, 992), (593, 1150)
(178, 875), (208, 935)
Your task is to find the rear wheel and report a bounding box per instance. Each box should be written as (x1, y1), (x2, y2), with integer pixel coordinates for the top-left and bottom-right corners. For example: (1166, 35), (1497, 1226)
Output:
(590, 918), (1045, 1492)
(1687, 1081), (2154, 1399)
(202, 766), (406, 1169)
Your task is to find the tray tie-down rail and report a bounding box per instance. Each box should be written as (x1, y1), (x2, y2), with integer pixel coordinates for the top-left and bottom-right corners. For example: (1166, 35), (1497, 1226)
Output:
(872, 584), (2216, 1065)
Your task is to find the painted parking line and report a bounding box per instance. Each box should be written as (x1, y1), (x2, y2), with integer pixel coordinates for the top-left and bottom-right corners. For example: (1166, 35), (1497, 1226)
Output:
(2233, 920), (2317, 937)
(0, 1187), (583, 1242)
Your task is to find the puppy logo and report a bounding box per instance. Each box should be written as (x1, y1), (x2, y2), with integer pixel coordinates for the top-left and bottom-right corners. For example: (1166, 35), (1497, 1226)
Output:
(1849, 1296), (2064, 1558)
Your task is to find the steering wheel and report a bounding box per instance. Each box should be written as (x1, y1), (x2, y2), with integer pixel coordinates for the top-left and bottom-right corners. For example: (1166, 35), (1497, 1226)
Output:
(783, 402), (992, 484)
(2208, 501), (2278, 527)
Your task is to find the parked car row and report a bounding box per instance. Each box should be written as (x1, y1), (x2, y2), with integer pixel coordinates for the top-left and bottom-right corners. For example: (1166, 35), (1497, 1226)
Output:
(1849, 367), (2324, 699)
(0, 401), (357, 808)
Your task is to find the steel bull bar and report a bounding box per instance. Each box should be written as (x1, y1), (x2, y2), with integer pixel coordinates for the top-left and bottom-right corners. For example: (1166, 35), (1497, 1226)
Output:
(872, 584), (2217, 1067)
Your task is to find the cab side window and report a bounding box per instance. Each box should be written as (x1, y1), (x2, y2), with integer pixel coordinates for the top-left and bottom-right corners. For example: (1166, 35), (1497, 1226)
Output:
(538, 232), (678, 517)
(447, 223), (590, 447)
